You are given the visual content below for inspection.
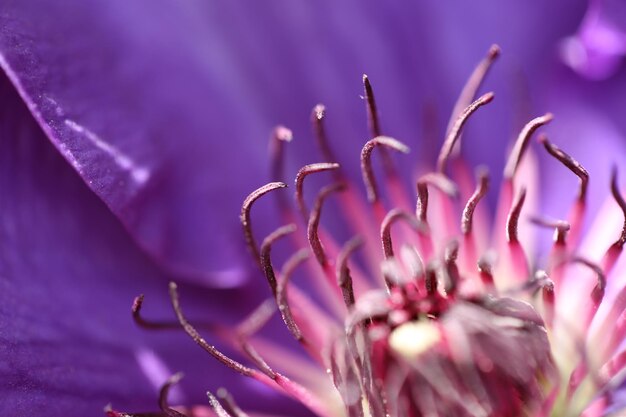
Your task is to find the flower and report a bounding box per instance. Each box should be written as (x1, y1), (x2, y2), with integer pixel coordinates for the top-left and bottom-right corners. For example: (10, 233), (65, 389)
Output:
(106, 42), (626, 416)
(1, 2), (626, 416)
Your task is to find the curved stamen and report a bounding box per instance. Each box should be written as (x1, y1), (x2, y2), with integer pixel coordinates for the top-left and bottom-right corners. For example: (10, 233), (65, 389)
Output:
(217, 389), (249, 417)
(461, 168), (490, 234)
(169, 282), (256, 377)
(159, 373), (186, 417)
(446, 44), (500, 137)
(132, 294), (219, 332)
(337, 236), (363, 308)
(276, 249), (310, 342)
(538, 135), (589, 201)
(269, 126), (293, 183)
(444, 240), (460, 294)
(236, 298), (276, 339)
(529, 216), (570, 245)
(506, 187), (527, 243)
(241, 182), (288, 264)
(308, 183), (346, 266)
(478, 254), (496, 293)
(611, 167), (626, 249)
(504, 114), (553, 179)
(437, 92), (495, 174)
(571, 257), (607, 298)
(311, 104), (337, 164)
(361, 136), (410, 203)
(417, 173), (458, 197)
(380, 209), (423, 259)
(363, 74), (382, 138)
(416, 181), (429, 222)
(295, 163), (340, 220)
(260, 224), (297, 297)
(207, 391), (233, 417)
(425, 262), (439, 297)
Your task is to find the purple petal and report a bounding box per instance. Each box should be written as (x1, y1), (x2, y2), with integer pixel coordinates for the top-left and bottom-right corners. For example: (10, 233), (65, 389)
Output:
(0, 72), (309, 417)
(0, 1), (588, 286)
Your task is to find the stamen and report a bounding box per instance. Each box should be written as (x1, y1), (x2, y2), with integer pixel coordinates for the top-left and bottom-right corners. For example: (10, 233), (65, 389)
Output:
(503, 114), (553, 179)
(269, 126), (293, 182)
(236, 298), (276, 339)
(446, 45), (500, 137)
(425, 262), (439, 297)
(363, 74), (382, 138)
(611, 166), (626, 249)
(337, 236), (363, 308)
(207, 391), (233, 417)
(159, 373), (186, 417)
(380, 209), (423, 259)
(461, 168), (490, 234)
(260, 224), (297, 297)
(529, 216), (570, 245)
(295, 163), (340, 219)
(241, 182), (288, 264)
(276, 249), (310, 341)
(417, 173), (458, 197)
(506, 187), (526, 243)
(361, 136), (410, 203)
(538, 134), (588, 201)
(217, 388), (249, 417)
(168, 282), (256, 377)
(132, 294), (219, 332)
(444, 240), (460, 294)
(478, 254), (496, 293)
(437, 92), (494, 174)
(416, 181), (429, 222)
(308, 183), (346, 266)
(571, 257), (606, 302)
(311, 104), (337, 164)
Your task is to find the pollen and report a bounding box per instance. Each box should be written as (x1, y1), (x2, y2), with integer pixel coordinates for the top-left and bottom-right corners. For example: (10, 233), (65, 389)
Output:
(389, 320), (441, 360)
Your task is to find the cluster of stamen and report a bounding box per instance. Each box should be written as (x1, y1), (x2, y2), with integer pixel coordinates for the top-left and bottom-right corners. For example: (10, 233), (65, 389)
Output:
(108, 45), (626, 417)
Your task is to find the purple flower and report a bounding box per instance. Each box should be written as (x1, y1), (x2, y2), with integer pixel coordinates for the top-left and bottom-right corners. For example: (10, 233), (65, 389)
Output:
(1, 1), (626, 416)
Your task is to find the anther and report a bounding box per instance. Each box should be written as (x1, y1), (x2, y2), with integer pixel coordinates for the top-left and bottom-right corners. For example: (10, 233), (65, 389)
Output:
(529, 216), (570, 245)
(217, 388), (249, 417)
(380, 209), (423, 259)
(461, 168), (490, 234)
(416, 181), (429, 222)
(506, 187), (526, 243)
(159, 373), (186, 417)
(295, 163), (340, 219)
(446, 44), (500, 137)
(611, 166), (626, 249)
(337, 236), (363, 308)
(437, 92), (494, 174)
(308, 183), (346, 266)
(269, 126), (293, 183)
(260, 224), (297, 297)
(360, 136), (410, 203)
(504, 114), (553, 179)
(207, 391), (233, 417)
(169, 282), (256, 377)
(241, 182), (288, 265)
(363, 74), (382, 138)
(538, 134), (588, 201)
(311, 104), (337, 164)
(276, 249), (310, 342)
